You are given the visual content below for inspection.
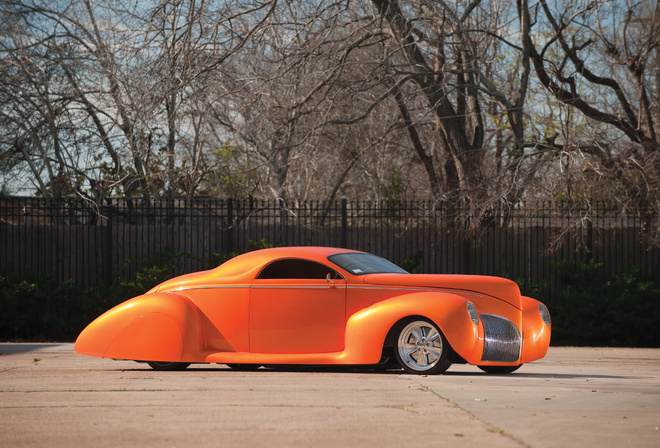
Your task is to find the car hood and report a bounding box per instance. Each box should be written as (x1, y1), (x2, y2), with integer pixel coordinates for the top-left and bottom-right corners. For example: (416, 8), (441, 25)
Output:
(362, 273), (522, 309)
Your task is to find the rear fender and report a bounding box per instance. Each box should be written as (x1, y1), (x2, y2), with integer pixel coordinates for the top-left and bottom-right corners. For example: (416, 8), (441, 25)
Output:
(343, 292), (483, 364)
(75, 293), (204, 362)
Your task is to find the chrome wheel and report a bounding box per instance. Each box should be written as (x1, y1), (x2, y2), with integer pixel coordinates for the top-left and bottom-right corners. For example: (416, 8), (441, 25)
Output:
(395, 320), (451, 374)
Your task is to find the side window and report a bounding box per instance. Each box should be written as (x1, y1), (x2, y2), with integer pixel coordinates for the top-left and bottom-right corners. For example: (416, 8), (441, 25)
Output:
(258, 259), (344, 280)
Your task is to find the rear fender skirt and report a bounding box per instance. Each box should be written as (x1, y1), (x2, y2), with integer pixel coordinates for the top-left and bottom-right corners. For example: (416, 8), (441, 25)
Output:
(75, 293), (204, 362)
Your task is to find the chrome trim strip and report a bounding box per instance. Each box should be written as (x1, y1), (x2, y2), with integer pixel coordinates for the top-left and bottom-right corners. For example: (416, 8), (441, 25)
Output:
(170, 284), (481, 297)
(347, 285), (482, 297)
(171, 285), (250, 292)
(173, 285), (341, 292)
(252, 285), (343, 290)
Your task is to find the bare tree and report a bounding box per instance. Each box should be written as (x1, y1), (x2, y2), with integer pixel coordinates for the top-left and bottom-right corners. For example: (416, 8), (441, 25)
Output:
(362, 0), (543, 213)
(519, 0), (660, 238)
(0, 4), (75, 202)
(1, 0), (542, 208)
(0, 0), (279, 203)
(202, 1), (402, 201)
(2, 0), (657, 246)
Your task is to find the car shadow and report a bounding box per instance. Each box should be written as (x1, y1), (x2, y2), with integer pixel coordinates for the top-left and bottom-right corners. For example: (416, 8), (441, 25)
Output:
(443, 371), (642, 380)
(125, 364), (405, 375)
(0, 343), (68, 354)
(121, 364), (641, 380)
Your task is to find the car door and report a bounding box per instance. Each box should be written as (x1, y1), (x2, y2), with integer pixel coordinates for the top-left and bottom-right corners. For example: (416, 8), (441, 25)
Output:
(249, 258), (346, 354)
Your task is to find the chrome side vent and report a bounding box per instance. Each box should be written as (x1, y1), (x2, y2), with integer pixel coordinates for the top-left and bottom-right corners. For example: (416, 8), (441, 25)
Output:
(481, 314), (521, 362)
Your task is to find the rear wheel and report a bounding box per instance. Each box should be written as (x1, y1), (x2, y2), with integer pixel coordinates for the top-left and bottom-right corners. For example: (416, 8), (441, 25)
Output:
(394, 319), (451, 375)
(478, 364), (522, 374)
(146, 361), (190, 371)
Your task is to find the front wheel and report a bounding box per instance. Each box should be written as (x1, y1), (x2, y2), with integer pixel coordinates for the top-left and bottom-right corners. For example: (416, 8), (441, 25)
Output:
(394, 319), (452, 375)
(146, 361), (190, 371)
(478, 364), (522, 374)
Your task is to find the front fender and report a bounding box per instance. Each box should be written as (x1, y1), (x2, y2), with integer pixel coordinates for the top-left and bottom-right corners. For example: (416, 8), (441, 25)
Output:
(520, 296), (551, 363)
(342, 292), (482, 364)
(74, 293), (204, 362)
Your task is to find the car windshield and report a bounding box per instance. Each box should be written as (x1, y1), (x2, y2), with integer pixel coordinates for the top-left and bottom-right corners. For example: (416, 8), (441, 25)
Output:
(327, 253), (409, 276)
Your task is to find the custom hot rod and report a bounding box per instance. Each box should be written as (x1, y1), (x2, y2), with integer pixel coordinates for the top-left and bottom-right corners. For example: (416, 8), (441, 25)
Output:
(75, 247), (551, 374)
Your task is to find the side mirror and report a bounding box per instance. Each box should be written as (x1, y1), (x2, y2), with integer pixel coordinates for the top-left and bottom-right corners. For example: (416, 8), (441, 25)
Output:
(326, 273), (336, 288)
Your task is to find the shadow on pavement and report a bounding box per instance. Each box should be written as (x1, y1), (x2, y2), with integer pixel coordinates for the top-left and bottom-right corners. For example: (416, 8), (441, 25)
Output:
(0, 343), (67, 354)
(109, 364), (643, 381)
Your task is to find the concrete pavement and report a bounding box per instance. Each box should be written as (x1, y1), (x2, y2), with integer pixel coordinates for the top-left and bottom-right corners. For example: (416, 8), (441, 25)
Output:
(1, 344), (658, 447)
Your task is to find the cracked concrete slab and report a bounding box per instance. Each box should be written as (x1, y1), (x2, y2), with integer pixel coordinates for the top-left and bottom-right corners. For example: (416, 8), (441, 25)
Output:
(1, 344), (658, 448)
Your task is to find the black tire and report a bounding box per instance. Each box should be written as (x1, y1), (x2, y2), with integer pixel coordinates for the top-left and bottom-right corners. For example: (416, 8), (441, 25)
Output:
(478, 364), (522, 374)
(226, 364), (261, 371)
(372, 352), (401, 372)
(146, 361), (191, 371)
(393, 319), (452, 375)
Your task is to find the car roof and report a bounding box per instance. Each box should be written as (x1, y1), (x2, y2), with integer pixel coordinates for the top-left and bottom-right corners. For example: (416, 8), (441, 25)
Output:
(247, 246), (364, 258)
(213, 246), (365, 279)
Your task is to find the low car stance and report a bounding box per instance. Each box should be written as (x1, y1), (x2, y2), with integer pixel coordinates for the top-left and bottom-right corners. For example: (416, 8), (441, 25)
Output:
(75, 247), (551, 374)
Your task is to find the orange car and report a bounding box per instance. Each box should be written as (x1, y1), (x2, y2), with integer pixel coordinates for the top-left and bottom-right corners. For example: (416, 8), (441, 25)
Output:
(75, 246), (551, 374)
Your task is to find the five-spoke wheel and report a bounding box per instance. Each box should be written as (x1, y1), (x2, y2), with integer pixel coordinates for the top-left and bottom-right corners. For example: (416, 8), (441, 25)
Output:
(394, 319), (451, 375)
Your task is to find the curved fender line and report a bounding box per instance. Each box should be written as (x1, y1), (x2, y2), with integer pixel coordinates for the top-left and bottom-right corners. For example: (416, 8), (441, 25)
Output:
(76, 292), (204, 362)
(342, 291), (483, 365)
(520, 296), (551, 364)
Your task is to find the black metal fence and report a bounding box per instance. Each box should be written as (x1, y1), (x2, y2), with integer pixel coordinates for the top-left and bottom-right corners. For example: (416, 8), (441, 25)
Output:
(1, 196), (658, 298)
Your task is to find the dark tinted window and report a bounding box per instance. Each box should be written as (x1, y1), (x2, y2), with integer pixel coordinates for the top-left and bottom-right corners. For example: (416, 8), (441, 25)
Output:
(328, 253), (408, 275)
(258, 259), (343, 280)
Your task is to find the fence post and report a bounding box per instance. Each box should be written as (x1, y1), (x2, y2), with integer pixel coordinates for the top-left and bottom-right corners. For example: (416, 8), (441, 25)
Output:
(341, 198), (348, 248)
(104, 201), (114, 284)
(226, 198), (234, 253)
(586, 217), (593, 262)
